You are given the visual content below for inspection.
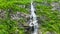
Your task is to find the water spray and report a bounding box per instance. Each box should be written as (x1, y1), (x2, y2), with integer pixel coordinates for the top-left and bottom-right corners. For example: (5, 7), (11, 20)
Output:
(29, 0), (39, 34)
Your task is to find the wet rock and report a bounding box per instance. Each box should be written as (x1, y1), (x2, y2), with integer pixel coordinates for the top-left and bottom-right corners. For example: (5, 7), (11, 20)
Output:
(37, 17), (42, 24)
(10, 14), (20, 20)
(10, 12), (30, 20)
(16, 12), (30, 18)
(51, 2), (60, 11)
(0, 9), (6, 19)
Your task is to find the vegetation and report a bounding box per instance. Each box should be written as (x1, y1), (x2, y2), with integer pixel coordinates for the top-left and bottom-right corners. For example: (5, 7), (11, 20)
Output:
(0, 0), (60, 34)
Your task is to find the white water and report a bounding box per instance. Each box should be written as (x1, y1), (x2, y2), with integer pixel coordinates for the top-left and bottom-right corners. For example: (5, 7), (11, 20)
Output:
(29, 1), (38, 34)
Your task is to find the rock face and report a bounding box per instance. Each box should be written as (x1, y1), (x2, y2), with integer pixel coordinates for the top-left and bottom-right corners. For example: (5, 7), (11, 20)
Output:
(10, 12), (30, 20)
(51, 2), (60, 11)
(0, 9), (6, 19)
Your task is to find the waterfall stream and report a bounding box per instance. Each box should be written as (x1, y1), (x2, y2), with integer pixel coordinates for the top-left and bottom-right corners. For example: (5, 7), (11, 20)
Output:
(29, 1), (38, 34)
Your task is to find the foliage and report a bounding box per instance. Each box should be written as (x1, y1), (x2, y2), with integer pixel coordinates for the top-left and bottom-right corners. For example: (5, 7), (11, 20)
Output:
(0, 0), (60, 34)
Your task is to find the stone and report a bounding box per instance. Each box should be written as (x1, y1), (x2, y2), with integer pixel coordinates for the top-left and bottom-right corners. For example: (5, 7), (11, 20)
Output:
(0, 9), (6, 19)
(51, 2), (60, 11)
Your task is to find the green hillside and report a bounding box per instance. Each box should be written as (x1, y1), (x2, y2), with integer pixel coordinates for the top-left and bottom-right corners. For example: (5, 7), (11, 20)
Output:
(0, 0), (60, 34)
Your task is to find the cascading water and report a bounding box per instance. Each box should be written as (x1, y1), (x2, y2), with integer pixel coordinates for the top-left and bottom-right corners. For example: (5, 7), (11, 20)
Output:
(29, 0), (38, 34)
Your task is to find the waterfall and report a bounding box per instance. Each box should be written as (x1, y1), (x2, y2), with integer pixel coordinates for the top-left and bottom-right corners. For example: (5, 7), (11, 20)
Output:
(29, 0), (38, 34)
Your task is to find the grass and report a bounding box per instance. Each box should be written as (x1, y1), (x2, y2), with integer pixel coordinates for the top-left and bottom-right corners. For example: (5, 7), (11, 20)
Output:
(0, 0), (60, 34)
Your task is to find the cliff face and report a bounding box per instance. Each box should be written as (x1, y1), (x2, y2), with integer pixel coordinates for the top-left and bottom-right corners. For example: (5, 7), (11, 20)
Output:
(0, 0), (60, 34)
